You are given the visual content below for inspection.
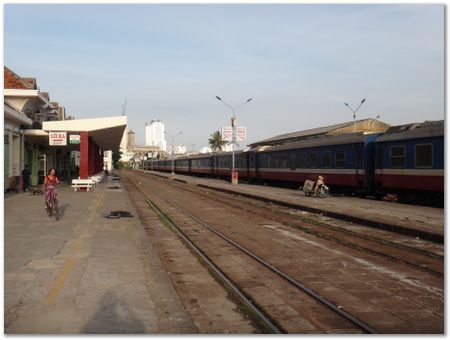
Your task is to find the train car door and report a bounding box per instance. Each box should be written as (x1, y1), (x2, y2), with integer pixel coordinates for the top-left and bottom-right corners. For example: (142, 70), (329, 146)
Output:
(248, 152), (256, 180)
(355, 145), (364, 192)
(210, 155), (215, 176)
(245, 152), (250, 179)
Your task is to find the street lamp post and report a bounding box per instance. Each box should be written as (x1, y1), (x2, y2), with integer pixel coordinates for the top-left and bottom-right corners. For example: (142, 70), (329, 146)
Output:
(165, 131), (182, 174)
(216, 96), (252, 184)
(344, 99), (366, 132)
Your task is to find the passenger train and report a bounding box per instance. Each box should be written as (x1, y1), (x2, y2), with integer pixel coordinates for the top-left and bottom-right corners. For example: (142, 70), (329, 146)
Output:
(150, 121), (444, 207)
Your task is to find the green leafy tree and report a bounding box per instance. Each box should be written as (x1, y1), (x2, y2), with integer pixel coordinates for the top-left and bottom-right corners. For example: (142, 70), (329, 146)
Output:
(112, 149), (123, 169)
(208, 131), (227, 153)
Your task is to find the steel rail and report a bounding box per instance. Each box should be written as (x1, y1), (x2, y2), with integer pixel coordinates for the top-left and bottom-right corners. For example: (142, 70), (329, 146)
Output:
(126, 175), (283, 334)
(129, 173), (378, 334)
(149, 172), (443, 272)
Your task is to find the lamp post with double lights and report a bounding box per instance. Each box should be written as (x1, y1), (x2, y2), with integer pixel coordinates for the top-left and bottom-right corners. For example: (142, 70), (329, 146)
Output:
(344, 99), (366, 132)
(164, 131), (182, 174)
(215, 96), (252, 184)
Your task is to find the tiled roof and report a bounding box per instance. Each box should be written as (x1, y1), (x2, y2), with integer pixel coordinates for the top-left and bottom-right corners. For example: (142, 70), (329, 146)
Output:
(4, 66), (37, 90)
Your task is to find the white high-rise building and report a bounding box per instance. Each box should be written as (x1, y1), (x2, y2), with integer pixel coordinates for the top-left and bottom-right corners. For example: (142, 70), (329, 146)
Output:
(145, 118), (167, 152)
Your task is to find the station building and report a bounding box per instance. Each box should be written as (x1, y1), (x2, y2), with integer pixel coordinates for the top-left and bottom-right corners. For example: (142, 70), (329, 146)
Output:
(4, 66), (127, 190)
(41, 116), (127, 180)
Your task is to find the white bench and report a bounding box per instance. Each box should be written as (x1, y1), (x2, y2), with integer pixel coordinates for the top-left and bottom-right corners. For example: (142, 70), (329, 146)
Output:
(71, 179), (94, 192)
(89, 173), (104, 187)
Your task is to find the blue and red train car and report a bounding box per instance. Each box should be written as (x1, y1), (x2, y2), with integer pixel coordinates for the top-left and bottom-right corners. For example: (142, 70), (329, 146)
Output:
(374, 121), (444, 205)
(150, 120), (443, 206)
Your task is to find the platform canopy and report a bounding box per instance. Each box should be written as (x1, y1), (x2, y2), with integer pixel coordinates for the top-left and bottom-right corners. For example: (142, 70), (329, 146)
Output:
(42, 116), (127, 151)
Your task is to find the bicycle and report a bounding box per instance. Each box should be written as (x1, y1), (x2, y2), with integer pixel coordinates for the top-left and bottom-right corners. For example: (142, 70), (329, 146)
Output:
(46, 185), (59, 220)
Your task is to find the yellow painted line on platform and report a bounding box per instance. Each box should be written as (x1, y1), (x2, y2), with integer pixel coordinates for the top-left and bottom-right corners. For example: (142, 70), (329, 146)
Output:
(47, 258), (76, 305)
(47, 192), (104, 305)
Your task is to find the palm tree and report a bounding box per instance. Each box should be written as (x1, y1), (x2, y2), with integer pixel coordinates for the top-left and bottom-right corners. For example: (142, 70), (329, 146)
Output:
(208, 131), (227, 152)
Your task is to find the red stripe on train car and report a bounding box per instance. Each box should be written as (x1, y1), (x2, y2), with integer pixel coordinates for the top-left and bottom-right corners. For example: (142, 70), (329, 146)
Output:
(375, 174), (444, 192)
(259, 171), (359, 186)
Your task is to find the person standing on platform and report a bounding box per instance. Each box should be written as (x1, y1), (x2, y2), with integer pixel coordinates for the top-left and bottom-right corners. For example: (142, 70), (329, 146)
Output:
(21, 165), (31, 192)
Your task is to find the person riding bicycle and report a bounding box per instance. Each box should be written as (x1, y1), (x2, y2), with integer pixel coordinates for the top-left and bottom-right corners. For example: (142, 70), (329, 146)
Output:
(44, 168), (60, 213)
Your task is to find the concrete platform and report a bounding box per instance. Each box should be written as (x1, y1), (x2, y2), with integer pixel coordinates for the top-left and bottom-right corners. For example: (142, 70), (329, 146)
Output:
(4, 176), (196, 334)
(138, 170), (444, 243)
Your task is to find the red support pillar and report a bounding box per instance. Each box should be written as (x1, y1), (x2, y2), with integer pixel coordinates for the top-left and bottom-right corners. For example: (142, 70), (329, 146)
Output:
(94, 144), (100, 173)
(100, 149), (104, 172)
(88, 137), (95, 176)
(80, 131), (89, 179)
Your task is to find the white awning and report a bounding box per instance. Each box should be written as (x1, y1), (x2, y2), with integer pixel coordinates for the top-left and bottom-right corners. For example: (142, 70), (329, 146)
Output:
(42, 116), (127, 151)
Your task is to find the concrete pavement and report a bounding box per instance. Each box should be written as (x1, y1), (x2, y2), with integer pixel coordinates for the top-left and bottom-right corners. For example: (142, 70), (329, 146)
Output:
(4, 176), (196, 334)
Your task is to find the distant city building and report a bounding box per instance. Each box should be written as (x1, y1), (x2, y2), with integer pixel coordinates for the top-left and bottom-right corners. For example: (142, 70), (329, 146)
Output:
(118, 128), (135, 163)
(145, 118), (167, 152)
(199, 147), (212, 154)
(127, 130), (135, 152)
(103, 150), (112, 171)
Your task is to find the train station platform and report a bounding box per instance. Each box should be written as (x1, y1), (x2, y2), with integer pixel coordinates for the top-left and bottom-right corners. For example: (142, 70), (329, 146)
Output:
(138, 170), (444, 243)
(4, 175), (196, 334)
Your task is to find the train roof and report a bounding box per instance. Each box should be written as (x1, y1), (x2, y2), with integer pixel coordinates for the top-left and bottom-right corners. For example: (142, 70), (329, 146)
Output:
(376, 120), (443, 143)
(176, 150), (247, 160)
(255, 132), (376, 152)
(249, 118), (389, 147)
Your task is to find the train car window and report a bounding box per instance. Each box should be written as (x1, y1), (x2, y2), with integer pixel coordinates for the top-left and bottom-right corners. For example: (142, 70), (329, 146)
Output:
(296, 152), (307, 168)
(271, 155), (279, 168)
(357, 149), (364, 168)
(263, 155), (270, 168)
(375, 147), (383, 168)
(309, 152), (318, 168)
(335, 151), (345, 168)
(390, 145), (405, 168)
(322, 151), (331, 168)
(415, 144), (433, 168)
(222, 157), (229, 168)
(281, 154), (288, 168)
(288, 153), (296, 170)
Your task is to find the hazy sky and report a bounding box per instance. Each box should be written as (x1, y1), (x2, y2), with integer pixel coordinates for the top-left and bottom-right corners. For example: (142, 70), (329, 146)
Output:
(4, 4), (444, 149)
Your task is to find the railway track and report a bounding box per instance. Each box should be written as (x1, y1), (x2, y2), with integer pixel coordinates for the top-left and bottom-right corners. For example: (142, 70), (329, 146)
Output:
(143, 171), (444, 277)
(176, 181), (444, 277)
(123, 171), (444, 333)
